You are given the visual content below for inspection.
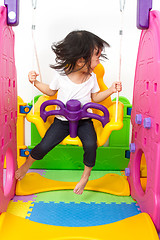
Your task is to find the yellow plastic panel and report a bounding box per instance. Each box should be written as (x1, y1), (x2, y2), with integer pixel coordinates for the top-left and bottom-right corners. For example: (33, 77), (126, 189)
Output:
(16, 172), (130, 196)
(0, 212), (159, 240)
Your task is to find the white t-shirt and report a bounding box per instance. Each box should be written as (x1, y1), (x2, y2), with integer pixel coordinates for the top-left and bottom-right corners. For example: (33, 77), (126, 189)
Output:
(49, 71), (100, 120)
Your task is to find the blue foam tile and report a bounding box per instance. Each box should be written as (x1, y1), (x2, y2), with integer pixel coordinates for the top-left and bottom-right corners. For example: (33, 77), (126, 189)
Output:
(26, 202), (141, 227)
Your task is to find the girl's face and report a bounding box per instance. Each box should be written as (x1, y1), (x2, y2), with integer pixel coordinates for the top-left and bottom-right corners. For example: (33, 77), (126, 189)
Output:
(76, 48), (102, 74)
(89, 48), (102, 73)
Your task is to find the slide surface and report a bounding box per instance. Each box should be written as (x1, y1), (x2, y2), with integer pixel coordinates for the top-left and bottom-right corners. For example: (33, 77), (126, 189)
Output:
(0, 212), (159, 240)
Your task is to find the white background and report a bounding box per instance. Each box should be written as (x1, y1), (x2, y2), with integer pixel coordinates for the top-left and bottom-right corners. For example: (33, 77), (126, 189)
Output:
(14, 0), (139, 103)
(1, 0), (160, 144)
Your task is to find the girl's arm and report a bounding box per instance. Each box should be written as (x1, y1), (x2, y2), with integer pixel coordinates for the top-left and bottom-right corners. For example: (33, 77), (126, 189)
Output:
(91, 81), (122, 103)
(28, 71), (57, 96)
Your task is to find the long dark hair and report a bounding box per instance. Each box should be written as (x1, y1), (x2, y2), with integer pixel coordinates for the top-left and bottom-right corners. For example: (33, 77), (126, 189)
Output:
(50, 30), (110, 75)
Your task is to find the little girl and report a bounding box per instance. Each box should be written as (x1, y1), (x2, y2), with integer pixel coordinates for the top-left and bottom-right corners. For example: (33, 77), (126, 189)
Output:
(15, 30), (122, 194)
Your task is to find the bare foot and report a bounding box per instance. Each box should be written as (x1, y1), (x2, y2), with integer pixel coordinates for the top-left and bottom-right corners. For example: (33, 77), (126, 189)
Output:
(15, 156), (36, 181)
(73, 176), (89, 195)
(15, 163), (30, 181)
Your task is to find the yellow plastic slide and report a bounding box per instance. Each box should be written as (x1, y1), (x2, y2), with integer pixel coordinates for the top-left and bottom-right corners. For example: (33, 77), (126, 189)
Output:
(0, 212), (159, 240)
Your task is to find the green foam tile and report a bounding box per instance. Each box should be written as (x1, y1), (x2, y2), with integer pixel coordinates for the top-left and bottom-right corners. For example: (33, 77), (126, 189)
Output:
(34, 190), (135, 204)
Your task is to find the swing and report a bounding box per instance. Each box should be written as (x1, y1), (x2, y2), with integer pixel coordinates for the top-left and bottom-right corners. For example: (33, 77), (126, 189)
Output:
(26, 63), (124, 147)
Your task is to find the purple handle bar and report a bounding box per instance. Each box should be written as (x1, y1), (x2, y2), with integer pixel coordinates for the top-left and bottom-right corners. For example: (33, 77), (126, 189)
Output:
(40, 99), (109, 138)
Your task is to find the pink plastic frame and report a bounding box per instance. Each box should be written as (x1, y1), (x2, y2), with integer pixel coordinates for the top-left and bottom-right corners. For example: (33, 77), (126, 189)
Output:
(0, 6), (17, 213)
(128, 11), (160, 231)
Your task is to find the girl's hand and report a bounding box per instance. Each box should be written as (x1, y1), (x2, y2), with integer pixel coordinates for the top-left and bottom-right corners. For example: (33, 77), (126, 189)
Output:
(28, 71), (39, 84)
(111, 81), (122, 93)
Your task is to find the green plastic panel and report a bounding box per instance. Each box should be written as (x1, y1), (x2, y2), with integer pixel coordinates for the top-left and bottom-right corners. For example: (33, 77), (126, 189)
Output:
(28, 144), (129, 170)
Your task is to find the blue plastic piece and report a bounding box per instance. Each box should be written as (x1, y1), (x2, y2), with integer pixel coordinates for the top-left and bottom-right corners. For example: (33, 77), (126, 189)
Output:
(4, 0), (19, 26)
(20, 148), (31, 157)
(26, 202), (141, 227)
(20, 105), (32, 114)
(125, 150), (130, 159)
(127, 107), (132, 116)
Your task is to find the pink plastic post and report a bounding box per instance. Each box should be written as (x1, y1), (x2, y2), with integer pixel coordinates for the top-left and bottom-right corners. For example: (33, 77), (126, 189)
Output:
(0, 6), (17, 213)
(128, 11), (160, 231)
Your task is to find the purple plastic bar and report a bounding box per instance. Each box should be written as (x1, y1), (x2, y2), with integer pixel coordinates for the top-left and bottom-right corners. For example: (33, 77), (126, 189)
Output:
(135, 114), (142, 125)
(40, 99), (109, 138)
(143, 117), (151, 129)
(129, 143), (136, 153)
(137, 0), (152, 29)
(125, 168), (130, 177)
(4, 0), (19, 26)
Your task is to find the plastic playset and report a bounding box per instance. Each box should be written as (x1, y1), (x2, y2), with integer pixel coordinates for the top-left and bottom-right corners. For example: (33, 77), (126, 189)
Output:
(0, 0), (160, 239)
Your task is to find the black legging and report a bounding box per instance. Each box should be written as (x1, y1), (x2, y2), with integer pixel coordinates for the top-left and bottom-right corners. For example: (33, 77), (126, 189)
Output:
(30, 118), (97, 167)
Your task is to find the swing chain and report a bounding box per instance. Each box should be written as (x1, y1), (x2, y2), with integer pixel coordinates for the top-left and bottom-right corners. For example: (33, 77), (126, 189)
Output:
(32, 0), (37, 10)
(119, 0), (125, 34)
(32, 0), (37, 30)
(116, 0), (126, 122)
(119, 0), (125, 12)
